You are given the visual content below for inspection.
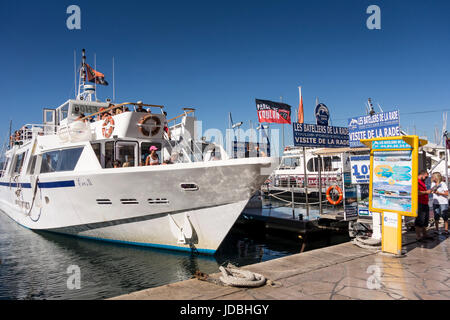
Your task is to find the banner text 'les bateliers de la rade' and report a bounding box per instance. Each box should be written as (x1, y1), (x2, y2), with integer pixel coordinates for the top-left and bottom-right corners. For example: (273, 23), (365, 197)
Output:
(293, 123), (349, 148)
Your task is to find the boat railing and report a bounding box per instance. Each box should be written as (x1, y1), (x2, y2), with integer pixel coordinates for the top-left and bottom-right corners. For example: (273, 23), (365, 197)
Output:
(80, 101), (165, 122)
(165, 108), (207, 163)
(273, 172), (340, 190)
(10, 124), (59, 146)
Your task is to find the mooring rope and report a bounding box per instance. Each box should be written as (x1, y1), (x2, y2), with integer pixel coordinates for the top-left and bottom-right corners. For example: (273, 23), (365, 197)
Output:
(219, 264), (266, 288)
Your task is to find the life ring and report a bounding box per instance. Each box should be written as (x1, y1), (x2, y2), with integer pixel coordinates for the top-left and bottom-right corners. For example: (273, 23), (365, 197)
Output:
(326, 185), (343, 205)
(102, 116), (115, 138)
(138, 114), (161, 137)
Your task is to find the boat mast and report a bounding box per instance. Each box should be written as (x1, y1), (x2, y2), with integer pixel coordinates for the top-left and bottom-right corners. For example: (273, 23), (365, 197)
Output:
(76, 49), (95, 101)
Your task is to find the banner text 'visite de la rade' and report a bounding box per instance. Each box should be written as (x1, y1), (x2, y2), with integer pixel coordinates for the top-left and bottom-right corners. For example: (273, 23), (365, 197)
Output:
(348, 110), (400, 148)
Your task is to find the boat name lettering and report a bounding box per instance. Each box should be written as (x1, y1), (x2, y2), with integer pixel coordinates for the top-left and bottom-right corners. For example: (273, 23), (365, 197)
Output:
(15, 200), (30, 210)
(76, 178), (93, 187)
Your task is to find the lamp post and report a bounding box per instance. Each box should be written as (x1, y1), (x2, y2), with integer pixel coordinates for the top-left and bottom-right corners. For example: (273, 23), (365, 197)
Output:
(232, 122), (243, 158)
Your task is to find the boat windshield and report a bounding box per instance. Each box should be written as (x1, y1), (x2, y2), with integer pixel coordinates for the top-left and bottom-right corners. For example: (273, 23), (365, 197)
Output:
(280, 157), (298, 169)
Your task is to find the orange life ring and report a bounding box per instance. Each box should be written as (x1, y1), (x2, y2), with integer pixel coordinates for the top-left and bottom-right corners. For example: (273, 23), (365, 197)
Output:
(102, 116), (115, 138)
(138, 114), (161, 137)
(326, 185), (343, 205)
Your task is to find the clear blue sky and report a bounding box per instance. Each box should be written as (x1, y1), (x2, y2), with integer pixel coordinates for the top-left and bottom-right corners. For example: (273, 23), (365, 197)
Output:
(1, 0), (449, 147)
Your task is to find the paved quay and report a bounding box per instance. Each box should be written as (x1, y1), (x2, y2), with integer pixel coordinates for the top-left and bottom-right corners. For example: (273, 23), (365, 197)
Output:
(111, 233), (450, 300)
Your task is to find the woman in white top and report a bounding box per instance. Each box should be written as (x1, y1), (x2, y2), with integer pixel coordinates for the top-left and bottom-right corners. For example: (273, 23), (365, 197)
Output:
(145, 146), (160, 166)
(431, 172), (449, 235)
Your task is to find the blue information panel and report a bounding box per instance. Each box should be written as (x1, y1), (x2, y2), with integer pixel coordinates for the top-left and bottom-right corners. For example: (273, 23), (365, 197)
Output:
(350, 155), (370, 184)
(293, 123), (349, 148)
(348, 111), (400, 148)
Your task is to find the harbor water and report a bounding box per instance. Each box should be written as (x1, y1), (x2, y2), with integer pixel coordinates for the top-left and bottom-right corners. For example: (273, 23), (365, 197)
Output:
(0, 199), (350, 300)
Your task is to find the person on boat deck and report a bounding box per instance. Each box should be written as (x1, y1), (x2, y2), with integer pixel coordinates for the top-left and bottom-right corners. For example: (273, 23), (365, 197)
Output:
(146, 108), (152, 113)
(145, 146), (160, 166)
(101, 111), (111, 120)
(113, 160), (122, 168)
(163, 111), (171, 139)
(97, 108), (106, 121)
(16, 128), (24, 142)
(122, 161), (131, 167)
(136, 101), (146, 113)
(75, 113), (86, 121)
(123, 106), (130, 112)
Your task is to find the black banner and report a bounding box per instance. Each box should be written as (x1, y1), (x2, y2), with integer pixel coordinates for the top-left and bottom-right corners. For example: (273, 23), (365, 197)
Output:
(256, 99), (291, 124)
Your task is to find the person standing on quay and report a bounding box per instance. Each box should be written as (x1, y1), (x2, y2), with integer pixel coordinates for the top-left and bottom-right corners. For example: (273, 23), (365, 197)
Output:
(430, 172), (449, 235)
(416, 170), (434, 241)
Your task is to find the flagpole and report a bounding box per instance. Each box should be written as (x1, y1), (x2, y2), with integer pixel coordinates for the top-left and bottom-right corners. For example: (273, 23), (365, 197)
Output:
(298, 86), (304, 123)
(280, 96), (284, 150)
(112, 56), (115, 102)
(94, 53), (97, 101)
(74, 50), (77, 98)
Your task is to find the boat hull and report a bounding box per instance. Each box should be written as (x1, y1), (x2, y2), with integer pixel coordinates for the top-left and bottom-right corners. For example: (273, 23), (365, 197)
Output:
(0, 158), (275, 254)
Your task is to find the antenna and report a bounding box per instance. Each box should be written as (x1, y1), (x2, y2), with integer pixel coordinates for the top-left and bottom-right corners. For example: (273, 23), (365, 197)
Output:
(74, 50), (77, 98)
(442, 112), (448, 146)
(77, 48), (86, 98)
(112, 56), (115, 102)
(94, 53), (97, 101)
(229, 112), (234, 130)
(377, 103), (383, 113)
(368, 98), (375, 116)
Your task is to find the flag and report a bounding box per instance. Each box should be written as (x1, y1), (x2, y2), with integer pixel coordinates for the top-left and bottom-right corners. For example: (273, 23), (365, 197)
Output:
(85, 63), (109, 86)
(298, 86), (304, 123)
(255, 99), (291, 124)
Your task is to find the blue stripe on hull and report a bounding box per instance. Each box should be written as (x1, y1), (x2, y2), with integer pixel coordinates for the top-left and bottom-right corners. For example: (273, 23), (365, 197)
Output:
(0, 180), (75, 189)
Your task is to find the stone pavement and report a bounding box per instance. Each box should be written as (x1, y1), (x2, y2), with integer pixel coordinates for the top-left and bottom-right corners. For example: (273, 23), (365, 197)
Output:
(112, 232), (450, 300)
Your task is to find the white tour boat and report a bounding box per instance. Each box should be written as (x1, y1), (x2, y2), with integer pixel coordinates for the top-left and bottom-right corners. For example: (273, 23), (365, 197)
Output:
(0, 50), (276, 254)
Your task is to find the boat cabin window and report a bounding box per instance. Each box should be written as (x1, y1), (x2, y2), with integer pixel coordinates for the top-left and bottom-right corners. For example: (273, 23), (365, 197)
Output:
(116, 141), (138, 167)
(307, 158), (318, 172)
(0, 158), (10, 177)
(13, 152), (27, 174)
(281, 157), (298, 169)
(59, 102), (70, 122)
(91, 143), (101, 165)
(28, 156), (37, 175)
(105, 141), (115, 168)
(141, 142), (162, 165)
(40, 147), (83, 173)
(307, 156), (341, 172)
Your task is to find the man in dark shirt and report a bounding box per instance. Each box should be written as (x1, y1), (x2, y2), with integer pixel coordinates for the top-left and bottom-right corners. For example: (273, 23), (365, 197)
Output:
(417, 170), (433, 241)
(136, 101), (146, 113)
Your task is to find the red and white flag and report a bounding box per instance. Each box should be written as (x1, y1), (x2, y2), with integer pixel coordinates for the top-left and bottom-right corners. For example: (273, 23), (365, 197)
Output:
(298, 86), (304, 123)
